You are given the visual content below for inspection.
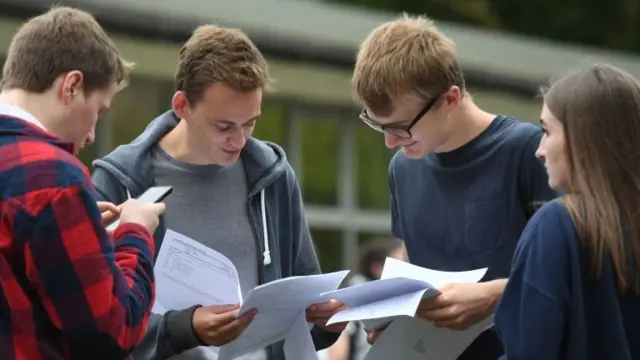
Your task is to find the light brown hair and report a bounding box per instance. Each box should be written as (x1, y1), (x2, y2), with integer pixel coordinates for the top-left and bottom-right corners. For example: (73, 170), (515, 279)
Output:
(176, 25), (272, 105)
(352, 14), (464, 116)
(2, 6), (132, 94)
(544, 63), (640, 294)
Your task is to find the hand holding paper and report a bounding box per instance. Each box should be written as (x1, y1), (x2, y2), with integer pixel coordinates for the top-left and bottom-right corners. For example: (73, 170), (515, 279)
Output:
(192, 304), (257, 346)
(417, 281), (502, 330)
(324, 257), (488, 331)
(306, 299), (348, 332)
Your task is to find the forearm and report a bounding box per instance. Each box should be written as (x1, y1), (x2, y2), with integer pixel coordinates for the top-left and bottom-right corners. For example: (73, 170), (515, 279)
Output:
(26, 186), (156, 358)
(131, 307), (202, 360)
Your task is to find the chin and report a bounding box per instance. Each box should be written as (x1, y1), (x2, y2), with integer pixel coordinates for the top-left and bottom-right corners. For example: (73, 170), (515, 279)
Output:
(401, 143), (428, 159)
(548, 177), (567, 192)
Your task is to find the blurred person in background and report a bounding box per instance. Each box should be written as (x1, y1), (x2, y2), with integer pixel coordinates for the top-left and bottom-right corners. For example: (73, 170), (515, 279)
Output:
(0, 7), (164, 360)
(495, 64), (640, 359)
(326, 238), (406, 360)
(92, 24), (345, 360)
(351, 14), (559, 359)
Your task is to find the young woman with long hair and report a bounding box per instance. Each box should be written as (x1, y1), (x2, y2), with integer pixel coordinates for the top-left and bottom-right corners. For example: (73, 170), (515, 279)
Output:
(495, 64), (640, 359)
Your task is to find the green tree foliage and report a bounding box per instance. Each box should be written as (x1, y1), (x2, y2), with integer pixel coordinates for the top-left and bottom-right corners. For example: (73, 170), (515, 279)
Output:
(328, 0), (640, 53)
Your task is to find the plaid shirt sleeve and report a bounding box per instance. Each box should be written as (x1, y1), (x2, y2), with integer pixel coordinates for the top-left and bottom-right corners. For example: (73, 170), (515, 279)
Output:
(16, 171), (156, 359)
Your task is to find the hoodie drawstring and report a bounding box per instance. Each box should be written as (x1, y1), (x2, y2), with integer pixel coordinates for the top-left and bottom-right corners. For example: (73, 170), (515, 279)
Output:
(260, 189), (271, 265)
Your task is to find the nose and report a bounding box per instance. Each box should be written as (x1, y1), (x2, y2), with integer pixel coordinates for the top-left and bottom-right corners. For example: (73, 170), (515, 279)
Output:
(383, 132), (402, 149)
(535, 145), (544, 160)
(230, 129), (247, 148)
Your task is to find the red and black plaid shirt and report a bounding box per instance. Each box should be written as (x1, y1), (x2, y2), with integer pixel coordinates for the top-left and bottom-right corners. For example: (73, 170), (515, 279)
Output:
(0, 115), (156, 360)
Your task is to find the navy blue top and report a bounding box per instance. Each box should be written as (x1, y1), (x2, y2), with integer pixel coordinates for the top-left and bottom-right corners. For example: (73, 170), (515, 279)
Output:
(389, 116), (560, 359)
(495, 200), (640, 360)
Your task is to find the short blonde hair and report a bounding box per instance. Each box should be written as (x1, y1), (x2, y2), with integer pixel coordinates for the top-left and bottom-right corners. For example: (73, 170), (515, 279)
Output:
(176, 25), (272, 105)
(352, 14), (464, 115)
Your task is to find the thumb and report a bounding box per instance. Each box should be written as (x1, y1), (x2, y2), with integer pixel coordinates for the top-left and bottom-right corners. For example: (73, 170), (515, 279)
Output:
(151, 202), (166, 215)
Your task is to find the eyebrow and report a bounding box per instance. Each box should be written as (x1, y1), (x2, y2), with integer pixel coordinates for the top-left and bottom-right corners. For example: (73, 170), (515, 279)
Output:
(214, 116), (260, 125)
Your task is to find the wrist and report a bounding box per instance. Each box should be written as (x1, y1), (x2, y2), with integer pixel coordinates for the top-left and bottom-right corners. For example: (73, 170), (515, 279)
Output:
(484, 279), (507, 311)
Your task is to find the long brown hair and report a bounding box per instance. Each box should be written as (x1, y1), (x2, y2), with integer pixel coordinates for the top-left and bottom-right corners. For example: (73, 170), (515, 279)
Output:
(543, 63), (640, 294)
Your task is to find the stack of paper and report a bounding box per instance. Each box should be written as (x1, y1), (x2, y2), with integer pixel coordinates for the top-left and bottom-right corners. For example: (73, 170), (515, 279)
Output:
(152, 230), (350, 360)
(324, 257), (488, 330)
(363, 315), (493, 360)
(153, 231), (490, 360)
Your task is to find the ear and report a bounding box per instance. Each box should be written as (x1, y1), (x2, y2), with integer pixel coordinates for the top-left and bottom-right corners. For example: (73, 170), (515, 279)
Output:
(443, 85), (462, 108)
(60, 70), (84, 104)
(171, 90), (190, 119)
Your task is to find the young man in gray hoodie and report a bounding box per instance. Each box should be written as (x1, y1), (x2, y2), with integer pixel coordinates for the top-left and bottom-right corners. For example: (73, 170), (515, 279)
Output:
(91, 25), (345, 360)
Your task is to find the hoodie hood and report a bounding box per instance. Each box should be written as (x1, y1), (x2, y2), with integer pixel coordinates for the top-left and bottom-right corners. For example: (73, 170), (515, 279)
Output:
(92, 110), (288, 197)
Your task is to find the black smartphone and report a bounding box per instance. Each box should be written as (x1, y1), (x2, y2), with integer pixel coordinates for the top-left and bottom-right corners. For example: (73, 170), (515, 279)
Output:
(105, 186), (173, 231)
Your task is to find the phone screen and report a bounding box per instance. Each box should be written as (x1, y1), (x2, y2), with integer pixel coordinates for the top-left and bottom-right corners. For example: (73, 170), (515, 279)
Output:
(136, 186), (173, 204)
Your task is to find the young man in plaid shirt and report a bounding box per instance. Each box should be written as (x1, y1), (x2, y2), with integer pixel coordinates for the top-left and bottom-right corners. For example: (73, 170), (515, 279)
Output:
(0, 7), (165, 360)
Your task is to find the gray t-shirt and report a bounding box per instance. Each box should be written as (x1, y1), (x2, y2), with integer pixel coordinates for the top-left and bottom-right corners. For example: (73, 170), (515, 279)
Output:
(151, 146), (265, 360)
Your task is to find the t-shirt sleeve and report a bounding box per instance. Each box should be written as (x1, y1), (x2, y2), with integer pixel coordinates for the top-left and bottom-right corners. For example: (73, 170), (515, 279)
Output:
(495, 201), (572, 359)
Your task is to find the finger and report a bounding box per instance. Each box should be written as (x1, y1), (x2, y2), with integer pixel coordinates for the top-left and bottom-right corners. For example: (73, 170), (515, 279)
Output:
(366, 330), (382, 345)
(418, 306), (457, 322)
(203, 304), (240, 314)
(97, 201), (119, 213)
(152, 202), (166, 215)
(218, 309), (257, 339)
(418, 294), (451, 311)
(307, 299), (342, 312)
(305, 309), (339, 320)
(98, 201), (120, 214)
(101, 211), (118, 224)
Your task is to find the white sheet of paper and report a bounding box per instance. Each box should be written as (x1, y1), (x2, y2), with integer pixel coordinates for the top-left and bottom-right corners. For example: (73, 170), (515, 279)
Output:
(283, 312), (319, 360)
(218, 270), (350, 360)
(381, 258), (487, 287)
(364, 316), (494, 360)
(325, 258), (487, 330)
(153, 229), (243, 314)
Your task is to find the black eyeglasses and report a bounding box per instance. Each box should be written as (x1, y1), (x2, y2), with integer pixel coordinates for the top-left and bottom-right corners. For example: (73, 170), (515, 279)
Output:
(359, 96), (440, 139)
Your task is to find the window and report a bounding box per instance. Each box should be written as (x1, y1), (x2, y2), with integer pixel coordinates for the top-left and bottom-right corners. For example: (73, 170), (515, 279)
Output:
(298, 108), (339, 205)
(252, 100), (285, 145)
(311, 229), (343, 272)
(356, 125), (394, 210)
(108, 76), (171, 150)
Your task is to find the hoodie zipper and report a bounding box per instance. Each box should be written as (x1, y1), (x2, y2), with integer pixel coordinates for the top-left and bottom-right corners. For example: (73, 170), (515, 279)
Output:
(247, 196), (265, 284)
(248, 196), (274, 359)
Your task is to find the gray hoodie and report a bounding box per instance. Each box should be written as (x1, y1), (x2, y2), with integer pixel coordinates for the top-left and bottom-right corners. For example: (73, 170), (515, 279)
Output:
(91, 110), (340, 360)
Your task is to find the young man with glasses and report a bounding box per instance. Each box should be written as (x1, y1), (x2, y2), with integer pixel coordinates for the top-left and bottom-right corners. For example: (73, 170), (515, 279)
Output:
(352, 15), (559, 359)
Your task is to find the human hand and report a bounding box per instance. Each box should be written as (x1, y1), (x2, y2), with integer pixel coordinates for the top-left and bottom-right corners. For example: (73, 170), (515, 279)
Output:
(305, 299), (348, 332)
(118, 199), (166, 233)
(97, 201), (120, 226)
(365, 327), (385, 345)
(416, 282), (501, 330)
(192, 304), (258, 346)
